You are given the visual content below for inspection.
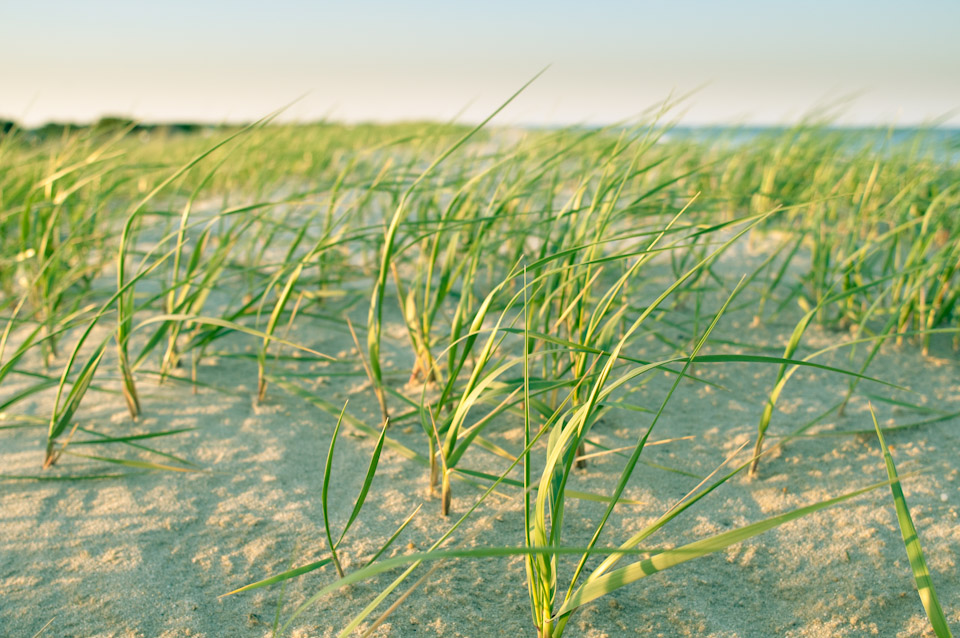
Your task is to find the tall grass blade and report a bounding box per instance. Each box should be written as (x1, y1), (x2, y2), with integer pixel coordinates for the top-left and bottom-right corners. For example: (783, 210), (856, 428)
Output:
(871, 406), (953, 637)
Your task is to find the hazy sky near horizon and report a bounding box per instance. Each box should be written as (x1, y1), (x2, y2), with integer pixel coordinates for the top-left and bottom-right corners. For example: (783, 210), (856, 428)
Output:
(3, 0), (959, 127)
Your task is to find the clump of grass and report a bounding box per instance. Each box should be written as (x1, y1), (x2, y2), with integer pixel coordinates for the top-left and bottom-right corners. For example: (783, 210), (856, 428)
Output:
(223, 402), (421, 599)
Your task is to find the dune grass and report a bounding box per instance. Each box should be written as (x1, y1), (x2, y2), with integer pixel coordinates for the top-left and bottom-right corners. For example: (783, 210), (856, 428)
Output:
(0, 102), (957, 635)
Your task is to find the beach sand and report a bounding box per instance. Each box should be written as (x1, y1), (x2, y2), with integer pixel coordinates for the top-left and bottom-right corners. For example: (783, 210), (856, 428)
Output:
(3, 255), (959, 638)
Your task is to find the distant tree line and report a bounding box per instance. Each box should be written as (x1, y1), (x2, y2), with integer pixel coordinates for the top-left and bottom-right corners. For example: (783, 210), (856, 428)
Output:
(0, 115), (220, 140)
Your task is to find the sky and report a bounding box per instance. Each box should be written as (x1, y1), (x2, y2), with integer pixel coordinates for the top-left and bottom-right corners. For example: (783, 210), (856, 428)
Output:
(2, 0), (959, 127)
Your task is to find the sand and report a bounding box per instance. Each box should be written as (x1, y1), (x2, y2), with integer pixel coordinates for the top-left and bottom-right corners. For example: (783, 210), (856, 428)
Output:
(2, 252), (959, 638)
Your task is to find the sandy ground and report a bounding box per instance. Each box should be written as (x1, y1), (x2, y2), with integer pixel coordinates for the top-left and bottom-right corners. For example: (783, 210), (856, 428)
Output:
(2, 251), (960, 638)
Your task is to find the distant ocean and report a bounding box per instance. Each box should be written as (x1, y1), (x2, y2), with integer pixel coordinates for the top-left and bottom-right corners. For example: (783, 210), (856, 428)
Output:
(659, 125), (960, 161)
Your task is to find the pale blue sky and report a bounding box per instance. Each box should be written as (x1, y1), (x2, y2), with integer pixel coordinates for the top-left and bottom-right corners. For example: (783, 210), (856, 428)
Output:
(2, 0), (958, 126)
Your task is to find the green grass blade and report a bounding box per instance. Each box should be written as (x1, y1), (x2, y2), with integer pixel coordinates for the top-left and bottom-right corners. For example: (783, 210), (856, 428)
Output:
(60, 451), (203, 473)
(322, 402), (348, 578)
(337, 417), (389, 546)
(557, 478), (889, 618)
(871, 406), (953, 637)
(221, 558), (333, 598)
(363, 503), (423, 568)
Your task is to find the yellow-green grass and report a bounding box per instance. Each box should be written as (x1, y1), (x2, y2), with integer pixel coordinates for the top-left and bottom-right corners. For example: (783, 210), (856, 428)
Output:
(0, 100), (957, 635)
